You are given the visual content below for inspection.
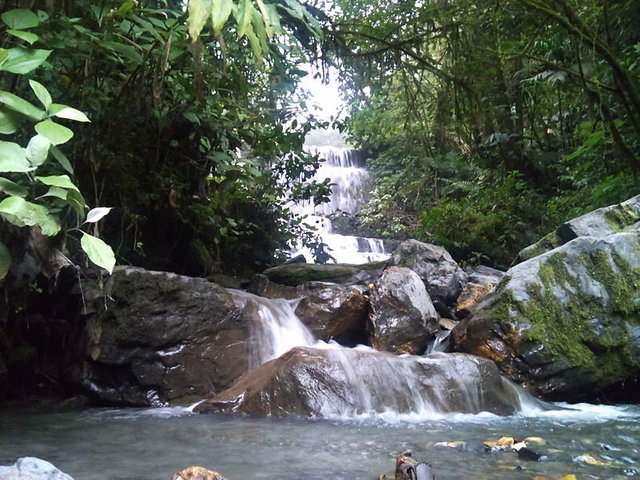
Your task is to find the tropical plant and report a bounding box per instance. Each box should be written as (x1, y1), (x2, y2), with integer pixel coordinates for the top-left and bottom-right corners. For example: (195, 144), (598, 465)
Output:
(0, 7), (115, 283)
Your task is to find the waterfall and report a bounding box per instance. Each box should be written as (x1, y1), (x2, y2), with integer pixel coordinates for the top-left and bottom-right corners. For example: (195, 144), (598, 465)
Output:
(292, 146), (389, 264)
(229, 290), (533, 419)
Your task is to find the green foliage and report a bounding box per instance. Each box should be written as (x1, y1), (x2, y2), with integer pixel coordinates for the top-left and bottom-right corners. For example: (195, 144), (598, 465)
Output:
(0, 8), (115, 274)
(330, 0), (640, 267)
(2, 0), (330, 276)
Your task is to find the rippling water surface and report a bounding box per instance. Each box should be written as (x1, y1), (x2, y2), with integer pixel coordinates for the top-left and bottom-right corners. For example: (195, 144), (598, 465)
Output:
(1, 403), (638, 479)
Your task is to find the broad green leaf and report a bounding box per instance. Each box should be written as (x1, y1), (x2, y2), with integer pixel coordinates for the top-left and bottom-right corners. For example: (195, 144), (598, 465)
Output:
(35, 174), (80, 192)
(66, 188), (86, 216)
(0, 196), (61, 235)
(1, 9), (39, 30)
(50, 146), (74, 174)
(1, 47), (51, 75)
(85, 207), (112, 224)
(41, 185), (67, 201)
(29, 80), (52, 110)
(25, 133), (50, 168)
(0, 140), (31, 172)
(235, 0), (254, 38)
(35, 119), (73, 145)
(0, 240), (10, 281)
(102, 41), (143, 64)
(245, 23), (265, 63)
(0, 48), (8, 64)
(262, 3), (282, 34)
(187, 0), (212, 41)
(48, 104), (90, 122)
(37, 10), (49, 23)
(81, 232), (116, 274)
(0, 91), (45, 120)
(0, 177), (28, 197)
(7, 30), (38, 45)
(255, 0), (273, 38)
(212, 0), (233, 36)
(0, 107), (20, 134)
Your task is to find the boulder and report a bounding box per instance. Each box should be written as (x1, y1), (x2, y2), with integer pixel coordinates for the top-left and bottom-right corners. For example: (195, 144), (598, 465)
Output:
(79, 267), (251, 406)
(517, 194), (640, 262)
(262, 261), (385, 287)
(247, 275), (369, 346)
(171, 466), (228, 480)
(294, 284), (369, 346)
(455, 266), (504, 319)
(0, 457), (74, 480)
(196, 346), (521, 417)
(387, 240), (467, 305)
(368, 266), (439, 354)
(452, 232), (640, 400)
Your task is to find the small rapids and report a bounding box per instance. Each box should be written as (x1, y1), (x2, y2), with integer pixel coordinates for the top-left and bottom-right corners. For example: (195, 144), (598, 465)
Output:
(229, 290), (547, 421)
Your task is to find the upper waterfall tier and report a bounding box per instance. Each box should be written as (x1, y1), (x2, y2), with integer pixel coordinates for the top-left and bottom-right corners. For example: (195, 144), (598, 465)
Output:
(292, 146), (389, 264)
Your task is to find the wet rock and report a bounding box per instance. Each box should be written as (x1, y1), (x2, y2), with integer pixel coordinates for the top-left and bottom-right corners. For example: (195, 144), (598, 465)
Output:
(294, 284), (369, 346)
(262, 262), (385, 287)
(456, 266), (504, 319)
(395, 452), (435, 480)
(452, 232), (640, 400)
(247, 276), (369, 346)
(171, 466), (228, 480)
(79, 267), (252, 406)
(0, 457), (74, 480)
(196, 346), (521, 417)
(517, 194), (640, 262)
(368, 267), (439, 354)
(387, 239), (467, 305)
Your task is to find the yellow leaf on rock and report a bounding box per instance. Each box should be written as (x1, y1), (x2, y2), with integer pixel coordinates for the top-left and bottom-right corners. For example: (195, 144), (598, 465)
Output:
(496, 436), (515, 446)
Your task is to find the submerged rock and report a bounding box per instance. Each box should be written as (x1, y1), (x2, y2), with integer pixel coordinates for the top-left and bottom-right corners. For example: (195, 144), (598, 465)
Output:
(387, 239), (468, 305)
(171, 466), (228, 480)
(453, 232), (640, 400)
(79, 267), (251, 406)
(517, 194), (640, 262)
(196, 346), (521, 417)
(368, 266), (439, 354)
(0, 457), (74, 480)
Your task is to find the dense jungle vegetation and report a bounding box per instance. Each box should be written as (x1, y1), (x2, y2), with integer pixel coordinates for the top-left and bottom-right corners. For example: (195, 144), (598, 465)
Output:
(1, 0), (639, 282)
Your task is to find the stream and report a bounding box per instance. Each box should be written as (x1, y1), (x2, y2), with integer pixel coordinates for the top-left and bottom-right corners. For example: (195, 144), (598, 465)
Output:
(1, 403), (638, 479)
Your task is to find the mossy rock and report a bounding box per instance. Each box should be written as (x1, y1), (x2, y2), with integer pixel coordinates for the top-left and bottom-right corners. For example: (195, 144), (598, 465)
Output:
(453, 232), (640, 401)
(516, 194), (640, 263)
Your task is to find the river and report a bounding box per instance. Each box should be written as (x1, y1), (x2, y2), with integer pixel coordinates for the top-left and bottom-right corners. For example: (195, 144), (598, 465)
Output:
(1, 402), (638, 479)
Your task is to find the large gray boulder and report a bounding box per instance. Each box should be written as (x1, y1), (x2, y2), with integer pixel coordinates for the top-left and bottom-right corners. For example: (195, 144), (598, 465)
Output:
(387, 240), (467, 306)
(517, 194), (640, 262)
(452, 232), (640, 400)
(79, 267), (251, 406)
(196, 346), (521, 417)
(368, 266), (439, 354)
(0, 457), (74, 480)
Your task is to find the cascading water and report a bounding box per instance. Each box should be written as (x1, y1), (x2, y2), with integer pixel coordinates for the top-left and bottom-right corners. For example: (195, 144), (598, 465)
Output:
(292, 146), (389, 264)
(229, 290), (539, 419)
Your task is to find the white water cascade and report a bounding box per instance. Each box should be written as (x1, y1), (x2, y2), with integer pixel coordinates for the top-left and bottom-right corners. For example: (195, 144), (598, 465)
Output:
(293, 146), (389, 264)
(230, 289), (546, 419)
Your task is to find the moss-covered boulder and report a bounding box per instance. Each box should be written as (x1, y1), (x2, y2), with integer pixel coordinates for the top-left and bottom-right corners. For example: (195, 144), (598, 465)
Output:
(452, 232), (640, 400)
(517, 194), (640, 262)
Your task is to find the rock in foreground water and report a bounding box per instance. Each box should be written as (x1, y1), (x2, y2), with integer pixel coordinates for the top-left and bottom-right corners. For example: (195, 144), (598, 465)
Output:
(171, 466), (228, 480)
(197, 346), (521, 417)
(0, 457), (74, 480)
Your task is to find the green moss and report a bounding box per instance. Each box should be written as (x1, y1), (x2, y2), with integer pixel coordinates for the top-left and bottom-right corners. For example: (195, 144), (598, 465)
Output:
(604, 204), (640, 232)
(493, 245), (640, 381)
(518, 231), (563, 262)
